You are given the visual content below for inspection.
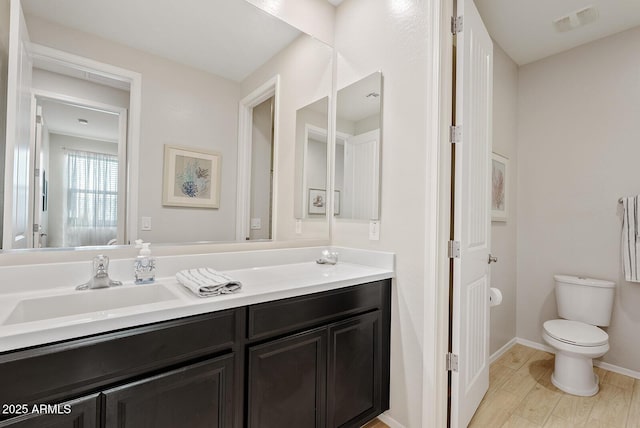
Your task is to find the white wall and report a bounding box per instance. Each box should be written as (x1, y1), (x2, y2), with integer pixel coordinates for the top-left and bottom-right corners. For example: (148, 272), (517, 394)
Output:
(517, 27), (640, 372)
(241, 34), (333, 241)
(489, 43), (518, 355)
(333, 0), (434, 426)
(25, 15), (242, 244)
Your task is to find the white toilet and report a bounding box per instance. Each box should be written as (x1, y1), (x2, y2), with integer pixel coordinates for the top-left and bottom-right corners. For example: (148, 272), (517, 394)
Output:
(542, 274), (615, 396)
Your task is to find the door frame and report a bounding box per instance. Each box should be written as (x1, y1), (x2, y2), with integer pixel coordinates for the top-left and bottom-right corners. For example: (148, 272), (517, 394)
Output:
(31, 90), (129, 246)
(236, 75), (280, 241)
(27, 43), (142, 245)
(423, 0), (456, 426)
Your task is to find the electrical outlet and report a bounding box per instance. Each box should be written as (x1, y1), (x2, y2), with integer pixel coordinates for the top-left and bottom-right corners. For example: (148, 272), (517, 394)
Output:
(141, 217), (152, 231)
(369, 221), (380, 241)
(250, 218), (261, 230)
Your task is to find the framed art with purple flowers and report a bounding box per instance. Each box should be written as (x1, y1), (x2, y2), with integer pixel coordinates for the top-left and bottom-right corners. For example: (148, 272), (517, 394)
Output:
(162, 144), (221, 208)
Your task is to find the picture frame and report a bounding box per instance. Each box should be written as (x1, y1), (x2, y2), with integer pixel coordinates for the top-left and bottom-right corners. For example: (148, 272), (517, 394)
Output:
(491, 152), (508, 222)
(308, 189), (341, 215)
(308, 188), (326, 215)
(162, 144), (222, 208)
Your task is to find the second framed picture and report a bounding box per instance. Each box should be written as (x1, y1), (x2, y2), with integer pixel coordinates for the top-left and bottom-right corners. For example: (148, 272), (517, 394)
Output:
(491, 152), (508, 222)
(308, 189), (341, 215)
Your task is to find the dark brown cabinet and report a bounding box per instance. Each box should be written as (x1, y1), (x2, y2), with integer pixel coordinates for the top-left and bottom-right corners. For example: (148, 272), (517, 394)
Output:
(247, 329), (327, 428)
(104, 355), (234, 428)
(0, 395), (98, 428)
(0, 280), (391, 428)
(327, 311), (383, 428)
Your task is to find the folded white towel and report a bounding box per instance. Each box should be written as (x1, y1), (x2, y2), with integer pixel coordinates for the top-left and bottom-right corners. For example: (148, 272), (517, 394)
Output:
(176, 268), (242, 297)
(621, 196), (640, 283)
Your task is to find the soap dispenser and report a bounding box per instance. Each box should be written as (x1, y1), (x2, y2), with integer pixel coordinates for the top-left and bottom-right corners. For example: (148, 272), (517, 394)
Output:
(134, 240), (156, 284)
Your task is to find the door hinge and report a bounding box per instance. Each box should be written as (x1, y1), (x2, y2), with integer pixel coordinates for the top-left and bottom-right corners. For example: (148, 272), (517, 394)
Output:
(34, 168), (40, 177)
(451, 16), (463, 34)
(448, 240), (461, 259)
(36, 114), (42, 125)
(33, 224), (39, 233)
(446, 352), (459, 372)
(449, 125), (461, 144)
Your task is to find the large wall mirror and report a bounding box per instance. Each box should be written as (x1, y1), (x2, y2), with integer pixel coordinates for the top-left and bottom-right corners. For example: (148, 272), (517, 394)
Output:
(334, 71), (383, 221)
(0, 0), (333, 251)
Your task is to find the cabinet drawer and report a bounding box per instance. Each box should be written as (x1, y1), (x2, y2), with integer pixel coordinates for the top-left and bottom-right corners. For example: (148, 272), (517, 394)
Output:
(247, 281), (385, 341)
(0, 309), (239, 408)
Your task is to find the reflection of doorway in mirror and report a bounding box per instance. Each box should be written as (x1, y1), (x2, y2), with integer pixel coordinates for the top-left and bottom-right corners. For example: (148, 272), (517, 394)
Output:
(249, 96), (275, 240)
(33, 95), (127, 248)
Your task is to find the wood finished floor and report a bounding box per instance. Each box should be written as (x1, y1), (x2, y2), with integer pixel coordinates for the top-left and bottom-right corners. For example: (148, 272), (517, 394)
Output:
(469, 344), (640, 427)
(362, 418), (390, 428)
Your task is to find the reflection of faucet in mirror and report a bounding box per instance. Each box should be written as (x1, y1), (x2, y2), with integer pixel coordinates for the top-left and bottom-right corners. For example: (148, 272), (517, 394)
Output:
(76, 255), (123, 290)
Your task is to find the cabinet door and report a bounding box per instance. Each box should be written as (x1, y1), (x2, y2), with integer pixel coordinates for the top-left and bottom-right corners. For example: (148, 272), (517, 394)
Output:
(327, 311), (383, 428)
(104, 355), (234, 428)
(247, 328), (326, 428)
(0, 394), (98, 428)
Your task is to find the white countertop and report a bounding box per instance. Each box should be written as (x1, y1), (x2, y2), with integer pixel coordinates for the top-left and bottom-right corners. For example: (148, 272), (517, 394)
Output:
(0, 259), (394, 353)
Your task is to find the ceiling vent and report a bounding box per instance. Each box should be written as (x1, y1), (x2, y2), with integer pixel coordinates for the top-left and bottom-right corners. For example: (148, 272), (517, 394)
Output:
(553, 6), (599, 32)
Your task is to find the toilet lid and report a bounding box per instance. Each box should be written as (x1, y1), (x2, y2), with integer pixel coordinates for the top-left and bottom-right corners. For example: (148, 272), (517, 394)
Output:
(543, 319), (608, 347)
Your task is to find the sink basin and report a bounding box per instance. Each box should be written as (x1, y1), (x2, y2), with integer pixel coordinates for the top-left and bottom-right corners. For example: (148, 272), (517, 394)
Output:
(2, 284), (179, 325)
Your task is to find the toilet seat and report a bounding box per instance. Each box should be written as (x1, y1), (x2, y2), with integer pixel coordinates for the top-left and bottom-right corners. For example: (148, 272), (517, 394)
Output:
(543, 319), (608, 347)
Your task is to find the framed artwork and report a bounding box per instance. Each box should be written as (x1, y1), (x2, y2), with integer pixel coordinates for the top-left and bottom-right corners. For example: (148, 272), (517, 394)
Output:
(308, 189), (341, 215)
(308, 188), (326, 215)
(491, 152), (508, 222)
(163, 144), (222, 208)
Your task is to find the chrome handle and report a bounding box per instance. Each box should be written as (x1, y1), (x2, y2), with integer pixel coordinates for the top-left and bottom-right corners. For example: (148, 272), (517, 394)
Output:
(488, 254), (498, 264)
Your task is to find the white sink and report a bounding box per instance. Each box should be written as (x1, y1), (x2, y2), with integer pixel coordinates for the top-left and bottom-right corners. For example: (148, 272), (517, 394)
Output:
(2, 284), (179, 325)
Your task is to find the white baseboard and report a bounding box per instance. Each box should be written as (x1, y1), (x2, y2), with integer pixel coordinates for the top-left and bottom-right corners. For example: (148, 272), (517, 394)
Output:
(515, 337), (555, 353)
(515, 337), (640, 380)
(377, 412), (406, 428)
(490, 337), (518, 363)
(592, 360), (640, 380)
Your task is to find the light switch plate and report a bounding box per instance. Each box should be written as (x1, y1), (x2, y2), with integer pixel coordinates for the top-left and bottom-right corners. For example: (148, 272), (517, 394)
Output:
(295, 219), (302, 234)
(141, 217), (152, 231)
(250, 218), (261, 230)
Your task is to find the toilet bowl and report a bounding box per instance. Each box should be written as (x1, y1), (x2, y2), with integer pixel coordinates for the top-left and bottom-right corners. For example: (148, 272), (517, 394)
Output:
(542, 319), (609, 396)
(542, 275), (615, 396)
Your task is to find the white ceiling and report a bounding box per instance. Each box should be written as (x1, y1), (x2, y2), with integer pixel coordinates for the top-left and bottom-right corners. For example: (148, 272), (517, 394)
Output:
(326, 0), (344, 6)
(39, 99), (120, 143)
(22, 0), (301, 82)
(337, 72), (382, 122)
(475, 0), (640, 65)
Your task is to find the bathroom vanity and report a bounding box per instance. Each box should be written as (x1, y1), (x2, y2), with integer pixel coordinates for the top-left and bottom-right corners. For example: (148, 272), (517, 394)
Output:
(0, 249), (393, 428)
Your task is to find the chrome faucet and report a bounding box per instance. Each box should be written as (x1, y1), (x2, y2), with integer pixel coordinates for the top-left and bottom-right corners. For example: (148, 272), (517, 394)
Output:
(77, 255), (123, 290)
(316, 249), (339, 265)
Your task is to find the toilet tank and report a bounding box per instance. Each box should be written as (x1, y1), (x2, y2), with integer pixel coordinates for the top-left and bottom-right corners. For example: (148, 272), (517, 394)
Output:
(554, 275), (615, 326)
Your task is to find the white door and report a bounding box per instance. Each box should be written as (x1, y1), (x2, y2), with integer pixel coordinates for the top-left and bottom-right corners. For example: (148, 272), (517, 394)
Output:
(343, 129), (380, 220)
(2, 0), (33, 249)
(450, 0), (493, 426)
